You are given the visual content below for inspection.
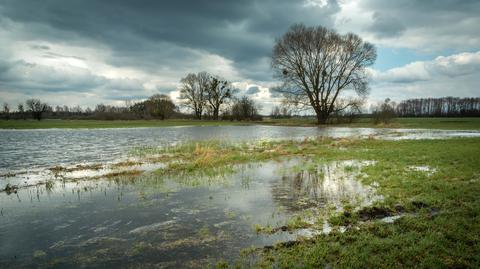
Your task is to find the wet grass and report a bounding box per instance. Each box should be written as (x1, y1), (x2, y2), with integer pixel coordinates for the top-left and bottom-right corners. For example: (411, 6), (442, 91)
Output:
(260, 117), (480, 130)
(1, 117), (480, 130)
(4, 136), (478, 267)
(232, 138), (480, 268)
(131, 137), (480, 268)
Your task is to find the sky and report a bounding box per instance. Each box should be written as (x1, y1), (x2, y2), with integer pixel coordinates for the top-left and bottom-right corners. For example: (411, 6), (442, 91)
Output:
(0, 0), (479, 113)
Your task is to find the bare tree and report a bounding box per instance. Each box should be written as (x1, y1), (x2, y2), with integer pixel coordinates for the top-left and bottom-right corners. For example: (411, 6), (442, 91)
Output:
(26, 99), (48, 120)
(205, 76), (235, 120)
(3, 103), (10, 120)
(17, 103), (26, 120)
(272, 24), (376, 124)
(179, 72), (210, 119)
(230, 96), (261, 121)
(372, 98), (396, 124)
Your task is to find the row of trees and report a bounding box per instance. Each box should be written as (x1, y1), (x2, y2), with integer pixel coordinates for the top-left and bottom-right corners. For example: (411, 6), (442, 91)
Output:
(179, 72), (236, 120)
(395, 97), (480, 117)
(2, 99), (49, 120)
(371, 97), (480, 124)
(1, 91), (261, 121)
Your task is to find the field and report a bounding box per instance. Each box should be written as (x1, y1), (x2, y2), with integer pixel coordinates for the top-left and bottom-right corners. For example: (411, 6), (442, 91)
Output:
(261, 117), (480, 130)
(1, 119), (480, 268)
(136, 137), (480, 268)
(1, 117), (480, 130)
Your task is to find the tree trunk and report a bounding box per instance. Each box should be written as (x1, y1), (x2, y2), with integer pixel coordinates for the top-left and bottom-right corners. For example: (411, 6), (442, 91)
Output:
(316, 113), (327, 124)
(212, 108), (219, 120)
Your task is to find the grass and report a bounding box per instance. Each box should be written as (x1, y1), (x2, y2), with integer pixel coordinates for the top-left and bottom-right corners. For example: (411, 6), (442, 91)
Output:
(130, 137), (480, 268)
(234, 138), (479, 268)
(1, 117), (480, 129)
(261, 117), (480, 130)
(4, 134), (477, 267)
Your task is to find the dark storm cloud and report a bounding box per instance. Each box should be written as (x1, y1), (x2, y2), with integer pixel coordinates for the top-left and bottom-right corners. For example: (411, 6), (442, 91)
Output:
(362, 0), (480, 43)
(0, 0), (340, 79)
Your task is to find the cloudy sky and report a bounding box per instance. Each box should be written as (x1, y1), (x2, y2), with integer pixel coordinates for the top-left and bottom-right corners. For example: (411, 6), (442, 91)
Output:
(0, 0), (479, 113)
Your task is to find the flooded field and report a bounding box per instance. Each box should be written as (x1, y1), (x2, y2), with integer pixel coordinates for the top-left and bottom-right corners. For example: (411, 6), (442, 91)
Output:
(1, 125), (478, 191)
(0, 158), (379, 268)
(1, 125), (479, 171)
(1, 126), (479, 268)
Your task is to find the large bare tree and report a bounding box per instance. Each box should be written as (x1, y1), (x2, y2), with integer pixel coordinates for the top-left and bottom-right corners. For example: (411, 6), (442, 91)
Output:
(205, 76), (235, 120)
(179, 72), (210, 119)
(272, 24), (376, 124)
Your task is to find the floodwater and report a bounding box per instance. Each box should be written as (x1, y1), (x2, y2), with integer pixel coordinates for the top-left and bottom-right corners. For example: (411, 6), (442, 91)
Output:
(1, 125), (479, 267)
(0, 158), (378, 268)
(1, 125), (479, 172)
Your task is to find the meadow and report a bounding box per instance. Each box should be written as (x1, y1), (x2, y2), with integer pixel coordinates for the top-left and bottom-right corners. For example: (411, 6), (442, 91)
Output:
(1, 117), (480, 130)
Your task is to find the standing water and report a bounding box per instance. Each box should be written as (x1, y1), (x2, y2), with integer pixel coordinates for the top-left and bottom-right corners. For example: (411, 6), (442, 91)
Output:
(1, 125), (479, 268)
(0, 158), (379, 268)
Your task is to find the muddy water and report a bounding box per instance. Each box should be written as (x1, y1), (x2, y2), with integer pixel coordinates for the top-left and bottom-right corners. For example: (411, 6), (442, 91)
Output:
(0, 159), (378, 268)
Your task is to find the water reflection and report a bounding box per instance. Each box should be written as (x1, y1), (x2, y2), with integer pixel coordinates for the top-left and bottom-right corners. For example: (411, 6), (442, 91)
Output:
(271, 160), (379, 212)
(0, 158), (379, 268)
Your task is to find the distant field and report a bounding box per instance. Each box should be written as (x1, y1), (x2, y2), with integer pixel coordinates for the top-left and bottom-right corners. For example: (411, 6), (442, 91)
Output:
(262, 117), (480, 130)
(0, 117), (480, 130)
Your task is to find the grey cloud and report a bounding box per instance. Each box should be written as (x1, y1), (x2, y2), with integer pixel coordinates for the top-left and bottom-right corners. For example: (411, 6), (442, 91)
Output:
(268, 88), (283, 98)
(42, 52), (86, 61)
(30, 44), (50, 50)
(367, 12), (405, 38)
(360, 0), (480, 49)
(245, 86), (260, 95)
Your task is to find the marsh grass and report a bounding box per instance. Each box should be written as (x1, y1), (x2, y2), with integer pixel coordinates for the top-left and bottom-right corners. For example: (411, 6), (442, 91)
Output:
(10, 136), (479, 268)
(145, 137), (480, 268)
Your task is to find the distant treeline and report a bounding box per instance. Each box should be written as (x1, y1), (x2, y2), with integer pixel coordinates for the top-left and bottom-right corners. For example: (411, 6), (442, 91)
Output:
(394, 97), (480, 117)
(2, 96), (479, 121)
(1, 94), (262, 121)
(1, 71), (265, 121)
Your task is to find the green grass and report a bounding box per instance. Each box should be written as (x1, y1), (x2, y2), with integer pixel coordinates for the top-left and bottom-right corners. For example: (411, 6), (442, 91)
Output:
(1, 117), (479, 130)
(229, 138), (480, 268)
(131, 138), (480, 268)
(262, 117), (480, 130)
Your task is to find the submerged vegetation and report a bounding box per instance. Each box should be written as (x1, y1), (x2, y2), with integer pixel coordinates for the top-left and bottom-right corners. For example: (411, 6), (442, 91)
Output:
(1, 136), (479, 268)
(131, 137), (480, 268)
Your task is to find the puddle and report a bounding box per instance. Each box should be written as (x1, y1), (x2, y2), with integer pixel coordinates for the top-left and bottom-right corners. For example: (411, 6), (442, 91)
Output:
(0, 158), (379, 268)
(407, 165), (437, 176)
(381, 215), (403, 223)
(0, 159), (166, 191)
